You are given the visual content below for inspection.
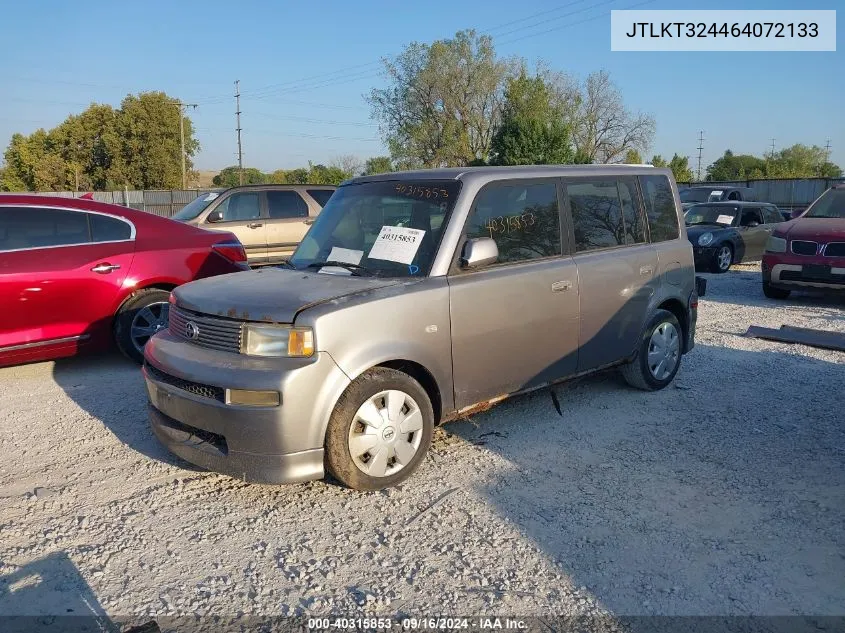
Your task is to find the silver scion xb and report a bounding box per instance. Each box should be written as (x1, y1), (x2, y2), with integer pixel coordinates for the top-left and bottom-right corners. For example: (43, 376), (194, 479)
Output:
(144, 165), (699, 490)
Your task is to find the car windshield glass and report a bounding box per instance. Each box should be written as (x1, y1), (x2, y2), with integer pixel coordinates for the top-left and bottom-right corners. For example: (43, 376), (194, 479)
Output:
(289, 180), (461, 278)
(679, 189), (715, 203)
(804, 188), (845, 219)
(172, 192), (221, 220)
(685, 205), (738, 226)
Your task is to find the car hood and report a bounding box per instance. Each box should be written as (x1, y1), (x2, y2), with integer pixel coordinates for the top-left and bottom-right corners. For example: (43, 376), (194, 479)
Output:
(172, 267), (404, 323)
(685, 224), (730, 239)
(780, 218), (845, 241)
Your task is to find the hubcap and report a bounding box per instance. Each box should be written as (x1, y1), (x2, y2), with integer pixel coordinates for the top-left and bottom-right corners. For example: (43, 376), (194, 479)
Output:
(348, 389), (424, 478)
(130, 302), (170, 353)
(647, 321), (680, 381)
(717, 246), (732, 270)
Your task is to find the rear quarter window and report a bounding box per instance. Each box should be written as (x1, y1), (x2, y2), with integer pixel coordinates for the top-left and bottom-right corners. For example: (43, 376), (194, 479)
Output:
(306, 189), (335, 207)
(90, 213), (132, 242)
(639, 175), (680, 242)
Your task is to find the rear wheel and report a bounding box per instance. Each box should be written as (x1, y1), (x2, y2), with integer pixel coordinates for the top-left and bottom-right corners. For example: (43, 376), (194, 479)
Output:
(325, 368), (434, 490)
(114, 289), (171, 364)
(621, 309), (683, 391)
(762, 281), (791, 300)
(711, 243), (733, 273)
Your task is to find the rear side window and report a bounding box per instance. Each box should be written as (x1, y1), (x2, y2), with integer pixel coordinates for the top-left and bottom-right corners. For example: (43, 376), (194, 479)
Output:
(267, 191), (309, 219)
(567, 178), (646, 252)
(306, 189), (334, 207)
(0, 207), (90, 251)
(217, 192), (261, 221)
(90, 214), (132, 242)
(639, 175), (680, 242)
(762, 205), (783, 224)
(464, 181), (562, 264)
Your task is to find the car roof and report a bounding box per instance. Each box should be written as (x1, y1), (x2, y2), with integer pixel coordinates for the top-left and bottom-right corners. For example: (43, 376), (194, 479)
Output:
(685, 185), (749, 190)
(345, 164), (663, 185)
(218, 183), (337, 191)
(0, 193), (147, 219)
(687, 201), (769, 207)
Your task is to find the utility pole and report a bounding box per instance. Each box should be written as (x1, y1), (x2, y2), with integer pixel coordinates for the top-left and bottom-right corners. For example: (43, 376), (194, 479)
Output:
(235, 80), (244, 185)
(769, 138), (776, 160)
(174, 100), (198, 189)
(824, 139), (832, 162)
(696, 131), (705, 182)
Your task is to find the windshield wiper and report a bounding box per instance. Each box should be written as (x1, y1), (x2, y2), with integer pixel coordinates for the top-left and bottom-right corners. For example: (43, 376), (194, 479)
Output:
(304, 261), (375, 276)
(277, 260), (297, 269)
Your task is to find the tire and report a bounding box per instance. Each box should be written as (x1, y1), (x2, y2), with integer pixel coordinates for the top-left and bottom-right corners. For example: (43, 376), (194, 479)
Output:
(325, 367), (434, 491)
(621, 309), (683, 392)
(113, 289), (171, 364)
(762, 281), (791, 300)
(710, 243), (733, 274)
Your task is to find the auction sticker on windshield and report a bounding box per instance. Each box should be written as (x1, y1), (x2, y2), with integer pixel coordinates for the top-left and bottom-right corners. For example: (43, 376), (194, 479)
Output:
(368, 226), (425, 265)
(716, 214), (734, 225)
(327, 247), (364, 265)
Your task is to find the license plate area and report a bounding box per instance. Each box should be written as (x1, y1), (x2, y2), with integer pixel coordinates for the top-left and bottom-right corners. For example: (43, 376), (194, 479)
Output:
(803, 264), (831, 279)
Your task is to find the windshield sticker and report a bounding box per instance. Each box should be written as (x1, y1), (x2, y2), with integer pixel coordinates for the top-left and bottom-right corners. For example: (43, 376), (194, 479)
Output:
(318, 267), (353, 275)
(716, 214), (734, 225)
(368, 226), (426, 265)
(709, 190), (724, 199)
(204, 192), (219, 201)
(326, 247), (364, 265)
(408, 264), (420, 275)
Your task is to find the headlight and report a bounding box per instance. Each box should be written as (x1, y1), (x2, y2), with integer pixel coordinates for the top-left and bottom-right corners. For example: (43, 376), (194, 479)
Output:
(697, 232), (714, 247)
(241, 324), (314, 357)
(765, 236), (787, 253)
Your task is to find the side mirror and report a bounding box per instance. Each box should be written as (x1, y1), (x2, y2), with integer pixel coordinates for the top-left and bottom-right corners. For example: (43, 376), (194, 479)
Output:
(461, 237), (498, 269)
(791, 208), (805, 219)
(206, 209), (223, 223)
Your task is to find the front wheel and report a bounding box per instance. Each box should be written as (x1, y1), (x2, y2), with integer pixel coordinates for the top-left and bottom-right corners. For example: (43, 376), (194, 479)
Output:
(325, 368), (434, 490)
(621, 309), (683, 391)
(711, 244), (733, 274)
(114, 289), (171, 364)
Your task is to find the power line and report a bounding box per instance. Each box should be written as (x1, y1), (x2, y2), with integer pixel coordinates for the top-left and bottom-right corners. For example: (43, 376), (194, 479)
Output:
(696, 131), (705, 182)
(248, 111), (377, 127)
(235, 80), (244, 186)
(769, 138), (776, 160)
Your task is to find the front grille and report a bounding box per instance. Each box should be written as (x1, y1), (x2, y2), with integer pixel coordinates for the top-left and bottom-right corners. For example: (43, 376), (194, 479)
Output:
(169, 305), (242, 353)
(824, 242), (845, 257)
(145, 362), (225, 402)
(791, 240), (818, 256)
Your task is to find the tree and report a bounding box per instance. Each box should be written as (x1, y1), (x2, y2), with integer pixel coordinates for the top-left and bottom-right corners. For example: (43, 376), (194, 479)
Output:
(668, 153), (694, 182)
(368, 29), (513, 168)
(571, 70), (655, 164)
(364, 156), (394, 175)
(489, 71), (573, 166)
(767, 144), (842, 178)
(308, 163), (350, 185)
(212, 166), (266, 187)
(650, 155), (667, 168)
(624, 149), (643, 164)
(706, 150), (766, 181)
(331, 154), (364, 177)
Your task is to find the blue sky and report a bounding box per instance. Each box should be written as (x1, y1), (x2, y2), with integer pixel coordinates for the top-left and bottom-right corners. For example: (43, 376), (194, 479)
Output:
(0, 0), (841, 174)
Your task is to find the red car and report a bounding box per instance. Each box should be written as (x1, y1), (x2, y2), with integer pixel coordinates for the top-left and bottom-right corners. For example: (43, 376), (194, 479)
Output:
(762, 184), (845, 299)
(0, 194), (248, 367)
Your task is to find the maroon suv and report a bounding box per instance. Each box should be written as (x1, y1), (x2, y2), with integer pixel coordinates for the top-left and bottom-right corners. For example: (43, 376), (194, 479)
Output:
(761, 184), (845, 299)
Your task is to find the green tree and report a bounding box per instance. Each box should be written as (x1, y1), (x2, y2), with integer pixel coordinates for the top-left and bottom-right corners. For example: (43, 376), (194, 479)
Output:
(212, 166), (266, 187)
(284, 168), (310, 184)
(668, 153), (694, 183)
(308, 163), (350, 185)
(489, 71), (574, 166)
(767, 144), (842, 178)
(368, 29), (513, 168)
(364, 156), (394, 175)
(624, 149), (643, 164)
(650, 155), (667, 168)
(706, 150), (766, 181)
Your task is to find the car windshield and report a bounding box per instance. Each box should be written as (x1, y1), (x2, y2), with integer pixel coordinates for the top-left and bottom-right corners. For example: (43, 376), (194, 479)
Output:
(804, 187), (845, 219)
(288, 180), (461, 277)
(680, 188), (719, 203)
(685, 205), (739, 226)
(172, 192), (222, 221)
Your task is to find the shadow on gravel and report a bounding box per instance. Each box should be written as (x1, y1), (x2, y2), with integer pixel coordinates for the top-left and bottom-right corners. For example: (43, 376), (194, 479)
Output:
(0, 551), (117, 631)
(51, 351), (202, 473)
(446, 344), (845, 617)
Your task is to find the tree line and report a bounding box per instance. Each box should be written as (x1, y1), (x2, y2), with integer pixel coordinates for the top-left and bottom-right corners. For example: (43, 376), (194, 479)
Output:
(0, 92), (198, 192)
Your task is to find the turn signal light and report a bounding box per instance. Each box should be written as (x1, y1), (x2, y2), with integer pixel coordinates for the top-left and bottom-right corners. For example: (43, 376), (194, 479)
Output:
(225, 389), (280, 407)
(212, 241), (248, 264)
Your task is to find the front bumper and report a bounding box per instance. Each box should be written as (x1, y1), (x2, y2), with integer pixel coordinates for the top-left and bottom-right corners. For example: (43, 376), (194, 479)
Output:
(692, 246), (717, 270)
(143, 331), (351, 484)
(762, 254), (845, 292)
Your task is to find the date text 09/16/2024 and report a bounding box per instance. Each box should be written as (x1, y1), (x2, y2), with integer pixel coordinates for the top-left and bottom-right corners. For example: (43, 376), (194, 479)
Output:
(307, 617), (527, 630)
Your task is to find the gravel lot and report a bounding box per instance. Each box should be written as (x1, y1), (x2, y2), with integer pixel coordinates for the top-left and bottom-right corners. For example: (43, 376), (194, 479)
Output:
(1, 263), (843, 629)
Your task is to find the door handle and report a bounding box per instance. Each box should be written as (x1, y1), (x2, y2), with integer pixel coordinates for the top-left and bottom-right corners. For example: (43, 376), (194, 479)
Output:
(551, 280), (572, 292)
(247, 223), (263, 229)
(640, 265), (654, 276)
(91, 263), (120, 274)
(304, 218), (316, 225)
